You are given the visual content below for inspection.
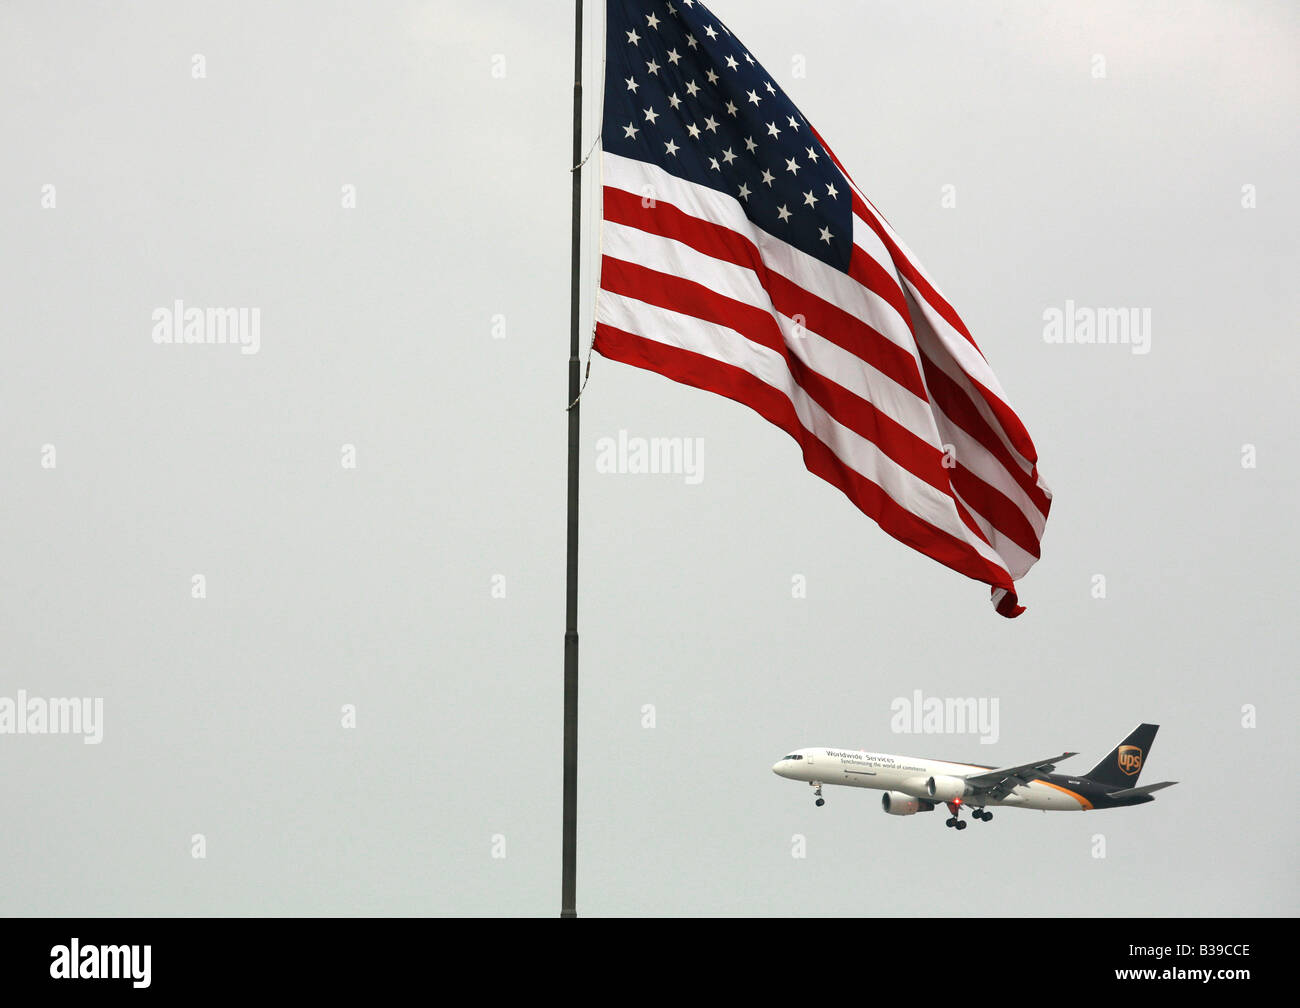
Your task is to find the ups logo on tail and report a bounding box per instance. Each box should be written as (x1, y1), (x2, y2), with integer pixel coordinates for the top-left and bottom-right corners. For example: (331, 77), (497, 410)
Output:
(1117, 745), (1143, 776)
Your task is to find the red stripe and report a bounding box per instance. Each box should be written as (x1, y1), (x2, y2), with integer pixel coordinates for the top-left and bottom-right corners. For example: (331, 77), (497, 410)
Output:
(994, 589), (1025, 618)
(948, 465), (1042, 560)
(600, 193), (1048, 549)
(964, 371), (1039, 469)
(846, 241), (912, 333)
(593, 321), (1019, 600)
(601, 255), (954, 493)
(848, 190), (1042, 468)
(603, 187), (928, 401)
(851, 191), (980, 353)
(918, 349), (1052, 517)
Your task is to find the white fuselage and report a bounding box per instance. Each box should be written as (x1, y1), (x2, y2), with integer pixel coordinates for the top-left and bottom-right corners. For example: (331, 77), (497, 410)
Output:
(772, 747), (1090, 811)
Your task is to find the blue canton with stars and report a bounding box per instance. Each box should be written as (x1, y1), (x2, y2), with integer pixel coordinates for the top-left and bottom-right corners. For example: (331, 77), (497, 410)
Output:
(603, 0), (852, 272)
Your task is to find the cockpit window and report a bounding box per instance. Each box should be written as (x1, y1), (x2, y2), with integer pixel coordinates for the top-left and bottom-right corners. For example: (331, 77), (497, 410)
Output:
(783, 754), (803, 761)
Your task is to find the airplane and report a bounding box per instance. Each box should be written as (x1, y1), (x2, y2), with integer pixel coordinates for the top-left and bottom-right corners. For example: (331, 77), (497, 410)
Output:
(772, 724), (1176, 830)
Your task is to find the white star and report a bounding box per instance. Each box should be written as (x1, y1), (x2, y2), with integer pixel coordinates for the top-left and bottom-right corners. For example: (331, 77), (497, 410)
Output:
(685, 80), (700, 97)
(803, 190), (819, 208)
(625, 77), (639, 93)
(646, 13), (660, 29)
(738, 183), (751, 201)
(766, 121), (781, 138)
(744, 136), (758, 153)
(623, 122), (639, 139)
(761, 169), (775, 186)
(644, 107), (659, 124)
(785, 157), (800, 175)
(744, 53), (754, 65)
(646, 59), (660, 75)
(776, 204), (792, 222)
(686, 34), (698, 49)
(704, 25), (718, 40)
(788, 116), (799, 130)
(626, 29), (640, 45)
(725, 100), (739, 117)
(664, 138), (679, 156)
(686, 122), (702, 139)
(667, 2), (677, 13)
(747, 89), (761, 106)
(709, 157), (721, 172)
(706, 69), (719, 85)
(668, 92), (682, 109)
(819, 226), (833, 244)
(826, 183), (839, 199)
(765, 81), (776, 94)
(667, 48), (682, 65)
(726, 56), (739, 71)
(721, 147), (737, 164)
(806, 146), (819, 162)
(703, 115), (719, 132)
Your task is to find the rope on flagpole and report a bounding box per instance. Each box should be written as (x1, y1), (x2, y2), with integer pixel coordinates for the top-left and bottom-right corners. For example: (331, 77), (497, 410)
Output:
(571, 131), (602, 172)
(566, 72), (603, 413)
(565, 351), (593, 411)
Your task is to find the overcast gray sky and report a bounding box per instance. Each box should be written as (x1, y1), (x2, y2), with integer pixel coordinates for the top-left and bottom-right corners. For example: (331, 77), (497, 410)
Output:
(1, 0), (1295, 917)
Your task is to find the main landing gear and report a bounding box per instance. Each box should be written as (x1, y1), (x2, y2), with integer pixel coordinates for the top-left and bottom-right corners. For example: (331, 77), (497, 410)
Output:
(946, 803), (994, 831)
(811, 782), (825, 807)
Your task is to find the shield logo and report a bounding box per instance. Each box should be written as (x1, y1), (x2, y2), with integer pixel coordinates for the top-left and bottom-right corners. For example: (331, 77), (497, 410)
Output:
(1117, 745), (1143, 776)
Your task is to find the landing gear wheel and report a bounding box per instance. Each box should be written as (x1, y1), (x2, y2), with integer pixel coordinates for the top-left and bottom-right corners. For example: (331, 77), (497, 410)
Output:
(814, 798), (825, 807)
(945, 818), (956, 827)
(983, 812), (992, 821)
(956, 820), (967, 830)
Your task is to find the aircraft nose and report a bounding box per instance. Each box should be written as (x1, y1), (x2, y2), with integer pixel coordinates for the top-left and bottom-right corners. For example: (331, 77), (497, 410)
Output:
(772, 760), (786, 776)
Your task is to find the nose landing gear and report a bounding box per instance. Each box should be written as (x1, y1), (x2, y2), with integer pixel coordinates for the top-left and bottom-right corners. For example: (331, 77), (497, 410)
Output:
(944, 800), (968, 830)
(811, 782), (824, 807)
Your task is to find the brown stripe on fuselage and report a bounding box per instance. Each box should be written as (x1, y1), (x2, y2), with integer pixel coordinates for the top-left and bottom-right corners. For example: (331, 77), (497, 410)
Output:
(1035, 780), (1093, 810)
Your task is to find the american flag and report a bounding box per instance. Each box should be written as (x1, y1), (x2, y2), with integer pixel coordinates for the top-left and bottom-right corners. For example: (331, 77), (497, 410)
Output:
(594, 0), (1052, 616)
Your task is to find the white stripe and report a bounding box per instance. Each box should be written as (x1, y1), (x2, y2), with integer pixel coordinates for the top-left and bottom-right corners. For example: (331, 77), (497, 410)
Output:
(950, 489), (1040, 580)
(930, 403), (1048, 535)
(596, 288), (1012, 575)
(843, 212), (1031, 488)
(601, 221), (946, 451)
(906, 283), (1046, 485)
(603, 152), (919, 356)
(604, 206), (1048, 539)
(852, 200), (1041, 475)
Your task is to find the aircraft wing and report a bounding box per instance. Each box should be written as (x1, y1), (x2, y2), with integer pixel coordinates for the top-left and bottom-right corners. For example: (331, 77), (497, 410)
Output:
(961, 753), (1077, 799)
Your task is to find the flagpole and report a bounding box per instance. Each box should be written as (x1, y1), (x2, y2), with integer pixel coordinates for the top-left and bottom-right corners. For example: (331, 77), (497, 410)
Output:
(562, 0), (584, 920)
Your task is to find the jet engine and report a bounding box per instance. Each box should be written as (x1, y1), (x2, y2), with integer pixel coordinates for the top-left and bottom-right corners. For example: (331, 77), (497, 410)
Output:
(881, 792), (935, 815)
(926, 775), (971, 801)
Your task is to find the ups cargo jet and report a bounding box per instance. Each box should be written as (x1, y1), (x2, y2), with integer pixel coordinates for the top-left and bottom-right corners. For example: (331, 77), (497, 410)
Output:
(772, 724), (1176, 830)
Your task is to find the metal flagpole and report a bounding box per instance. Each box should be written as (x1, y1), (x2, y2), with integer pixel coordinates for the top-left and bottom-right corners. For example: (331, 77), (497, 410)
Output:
(562, 0), (584, 920)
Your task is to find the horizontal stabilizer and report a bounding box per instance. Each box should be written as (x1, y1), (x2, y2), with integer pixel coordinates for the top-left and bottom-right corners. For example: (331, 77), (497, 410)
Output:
(1107, 781), (1177, 800)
